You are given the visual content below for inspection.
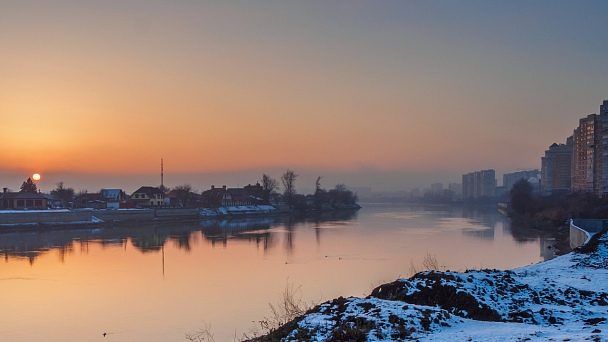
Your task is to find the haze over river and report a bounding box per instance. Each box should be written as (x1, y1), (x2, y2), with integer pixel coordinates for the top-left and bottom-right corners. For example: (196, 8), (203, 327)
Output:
(0, 204), (558, 341)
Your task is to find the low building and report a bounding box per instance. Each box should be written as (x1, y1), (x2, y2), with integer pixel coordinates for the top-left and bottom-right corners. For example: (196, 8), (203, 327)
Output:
(130, 187), (164, 207)
(244, 183), (270, 205)
(200, 184), (269, 207)
(201, 185), (231, 207)
(0, 191), (48, 210)
(165, 189), (197, 208)
(74, 193), (106, 209)
(226, 188), (253, 206)
(100, 189), (126, 209)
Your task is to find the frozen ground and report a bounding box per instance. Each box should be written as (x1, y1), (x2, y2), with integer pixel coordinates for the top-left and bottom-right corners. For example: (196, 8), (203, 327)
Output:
(200, 205), (278, 217)
(256, 230), (608, 341)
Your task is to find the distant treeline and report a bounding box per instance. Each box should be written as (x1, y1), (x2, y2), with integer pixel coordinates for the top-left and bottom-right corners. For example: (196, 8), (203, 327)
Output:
(508, 179), (608, 228)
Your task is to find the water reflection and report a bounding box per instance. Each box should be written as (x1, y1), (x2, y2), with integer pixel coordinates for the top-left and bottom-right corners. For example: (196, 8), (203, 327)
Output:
(0, 206), (558, 264)
(0, 210), (359, 263)
(1, 205), (563, 342)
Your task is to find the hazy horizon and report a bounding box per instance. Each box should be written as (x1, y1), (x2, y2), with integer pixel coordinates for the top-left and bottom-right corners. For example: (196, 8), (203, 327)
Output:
(0, 166), (532, 195)
(2, 1), (607, 194)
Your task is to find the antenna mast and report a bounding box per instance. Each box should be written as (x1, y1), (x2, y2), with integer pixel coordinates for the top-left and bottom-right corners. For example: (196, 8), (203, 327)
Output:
(161, 158), (164, 190)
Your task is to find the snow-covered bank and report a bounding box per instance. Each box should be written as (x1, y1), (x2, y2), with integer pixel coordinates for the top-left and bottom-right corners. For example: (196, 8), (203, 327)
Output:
(200, 205), (279, 217)
(253, 230), (608, 341)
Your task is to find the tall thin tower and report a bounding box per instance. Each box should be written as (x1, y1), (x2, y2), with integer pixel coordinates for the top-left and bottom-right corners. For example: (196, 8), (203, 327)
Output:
(161, 158), (164, 190)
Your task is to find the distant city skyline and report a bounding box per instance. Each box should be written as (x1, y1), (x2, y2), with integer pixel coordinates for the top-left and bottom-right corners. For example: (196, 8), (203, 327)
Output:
(2, 2), (607, 193)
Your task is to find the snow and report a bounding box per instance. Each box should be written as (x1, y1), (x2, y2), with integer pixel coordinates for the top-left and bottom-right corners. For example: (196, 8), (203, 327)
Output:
(272, 231), (608, 341)
(0, 209), (71, 214)
(200, 205), (279, 217)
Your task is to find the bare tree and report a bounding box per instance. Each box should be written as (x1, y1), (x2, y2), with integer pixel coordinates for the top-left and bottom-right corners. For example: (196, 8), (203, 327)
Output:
(261, 174), (279, 194)
(173, 184), (193, 208)
(314, 176), (323, 209)
(281, 169), (298, 206)
(51, 182), (75, 208)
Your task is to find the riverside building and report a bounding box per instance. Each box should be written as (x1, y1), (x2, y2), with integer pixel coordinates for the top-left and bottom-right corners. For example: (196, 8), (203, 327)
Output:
(564, 100), (608, 196)
(503, 170), (540, 192)
(541, 137), (573, 195)
(462, 169), (496, 199)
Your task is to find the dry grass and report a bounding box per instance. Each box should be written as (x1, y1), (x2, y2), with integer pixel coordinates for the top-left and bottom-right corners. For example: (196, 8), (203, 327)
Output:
(190, 282), (313, 341)
(409, 252), (440, 276)
(185, 321), (218, 342)
(254, 282), (312, 337)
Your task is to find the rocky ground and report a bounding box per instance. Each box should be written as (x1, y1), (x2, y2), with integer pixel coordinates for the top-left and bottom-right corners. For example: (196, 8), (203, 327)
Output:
(250, 229), (608, 341)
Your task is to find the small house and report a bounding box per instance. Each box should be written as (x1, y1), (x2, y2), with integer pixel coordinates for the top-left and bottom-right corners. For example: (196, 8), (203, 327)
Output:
(0, 191), (48, 210)
(131, 186), (164, 207)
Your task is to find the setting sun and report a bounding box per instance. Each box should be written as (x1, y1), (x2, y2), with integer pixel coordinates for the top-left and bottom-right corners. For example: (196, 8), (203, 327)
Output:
(32, 173), (41, 181)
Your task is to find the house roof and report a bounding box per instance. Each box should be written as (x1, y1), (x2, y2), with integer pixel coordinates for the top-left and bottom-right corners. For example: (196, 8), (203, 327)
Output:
(201, 187), (230, 200)
(101, 189), (122, 199)
(76, 193), (105, 201)
(1, 192), (48, 200)
(132, 186), (163, 197)
(227, 188), (247, 196)
(166, 189), (189, 198)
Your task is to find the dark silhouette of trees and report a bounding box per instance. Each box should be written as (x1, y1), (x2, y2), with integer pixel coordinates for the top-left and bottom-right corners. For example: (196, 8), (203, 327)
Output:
(314, 176), (325, 209)
(510, 179), (534, 216)
(20, 177), (37, 193)
(159, 184), (170, 194)
(173, 184), (193, 208)
(261, 174), (279, 194)
(51, 182), (75, 207)
(328, 184), (358, 207)
(509, 179), (608, 228)
(281, 169), (298, 206)
(566, 191), (601, 218)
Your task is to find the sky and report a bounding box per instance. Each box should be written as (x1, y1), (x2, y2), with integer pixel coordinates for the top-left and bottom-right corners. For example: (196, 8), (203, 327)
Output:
(1, 1), (608, 194)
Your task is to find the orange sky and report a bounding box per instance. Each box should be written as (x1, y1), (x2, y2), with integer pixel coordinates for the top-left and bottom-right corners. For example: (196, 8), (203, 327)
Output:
(1, 2), (607, 192)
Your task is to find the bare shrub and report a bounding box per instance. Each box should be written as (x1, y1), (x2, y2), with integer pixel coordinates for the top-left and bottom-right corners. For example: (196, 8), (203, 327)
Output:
(409, 253), (440, 277)
(185, 321), (217, 342)
(259, 283), (310, 334)
(422, 253), (439, 271)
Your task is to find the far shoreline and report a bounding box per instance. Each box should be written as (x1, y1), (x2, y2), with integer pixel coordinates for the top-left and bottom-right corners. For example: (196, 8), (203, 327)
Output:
(0, 205), (362, 233)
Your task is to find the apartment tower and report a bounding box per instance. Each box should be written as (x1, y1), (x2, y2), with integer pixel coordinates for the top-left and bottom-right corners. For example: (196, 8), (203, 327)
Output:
(540, 137), (573, 195)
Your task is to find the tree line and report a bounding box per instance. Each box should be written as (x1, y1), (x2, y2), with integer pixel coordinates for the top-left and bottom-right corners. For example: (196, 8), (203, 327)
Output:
(12, 169), (359, 210)
(509, 179), (608, 228)
(262, 169), (359, 210)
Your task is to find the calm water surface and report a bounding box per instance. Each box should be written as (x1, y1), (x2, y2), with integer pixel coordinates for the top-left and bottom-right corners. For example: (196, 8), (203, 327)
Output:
(0, 204), (558, 341)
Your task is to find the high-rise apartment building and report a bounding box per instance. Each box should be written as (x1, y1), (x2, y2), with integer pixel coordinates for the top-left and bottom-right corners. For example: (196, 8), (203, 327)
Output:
(430, 183), (443, 194)
(541, 137), (573, 195)
(572, 113), (604, 195)
(568, 100), (608, 196)
(503, 170), (540, 191)
(462, 169), (496, 199)
(600, 100), (608, 195)
(448, 183), (463, 197)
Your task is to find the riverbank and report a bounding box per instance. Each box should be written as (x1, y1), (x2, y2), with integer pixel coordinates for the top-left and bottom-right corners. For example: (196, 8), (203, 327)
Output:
(0, 205), (361, 231)
(250, 230), (608, 341)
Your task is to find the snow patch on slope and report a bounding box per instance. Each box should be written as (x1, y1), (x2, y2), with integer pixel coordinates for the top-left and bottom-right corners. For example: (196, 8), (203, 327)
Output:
(269, 230), (608, 341)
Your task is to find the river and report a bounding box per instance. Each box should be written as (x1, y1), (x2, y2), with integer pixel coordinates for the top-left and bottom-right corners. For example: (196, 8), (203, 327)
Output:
(0, 203), (558, 341)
